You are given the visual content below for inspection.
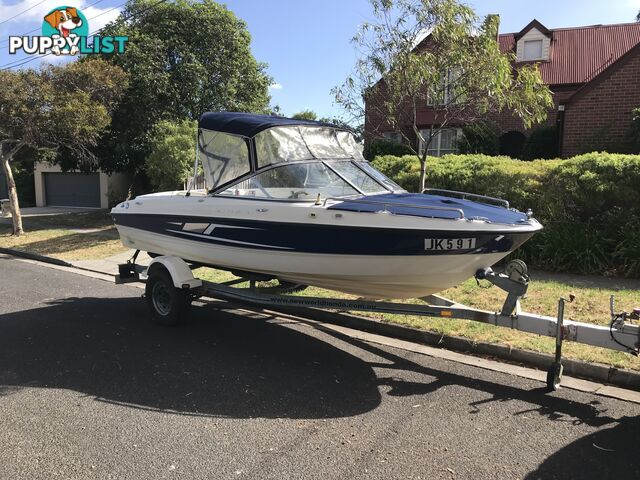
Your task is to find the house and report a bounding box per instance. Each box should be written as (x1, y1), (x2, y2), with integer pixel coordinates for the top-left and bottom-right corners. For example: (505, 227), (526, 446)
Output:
(365, 19), (640, 158)
(34, 162), (130, 209)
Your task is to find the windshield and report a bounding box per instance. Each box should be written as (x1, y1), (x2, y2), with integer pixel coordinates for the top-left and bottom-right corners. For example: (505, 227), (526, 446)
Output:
(217, 160), (405, 200)
(199, 124), (403, 198)
(327, 161), (387, 194)
(356, 161), (404, 192)
(255, 126), (364, 167)
(199, 129), (251, 190)
(218, 162), (359, 200)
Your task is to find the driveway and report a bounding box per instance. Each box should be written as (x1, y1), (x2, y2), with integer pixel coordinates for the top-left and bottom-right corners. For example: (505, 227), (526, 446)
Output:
(0, 256), (638, 480)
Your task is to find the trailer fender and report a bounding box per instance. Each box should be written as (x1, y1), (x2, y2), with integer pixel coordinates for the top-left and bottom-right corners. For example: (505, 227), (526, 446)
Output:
(146, 256), (202, 290)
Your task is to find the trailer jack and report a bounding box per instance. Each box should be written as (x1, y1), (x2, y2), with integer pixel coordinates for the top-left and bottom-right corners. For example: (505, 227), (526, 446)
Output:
(475, 260), (530, 316)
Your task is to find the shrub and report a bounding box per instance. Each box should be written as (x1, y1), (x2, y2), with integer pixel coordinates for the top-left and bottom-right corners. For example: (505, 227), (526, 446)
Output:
(457, 122), (499, 155)
(370, 152), (640, 276)
(499, 131), (526, 158)
(363, 139), (413, 160)
(145, 119), (197, 191)
(520, 125), (559, 160)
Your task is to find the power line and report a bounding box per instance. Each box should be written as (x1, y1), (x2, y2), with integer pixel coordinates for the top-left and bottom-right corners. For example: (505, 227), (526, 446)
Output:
(0, 0), (168, 70)
(0, 0), (49, 26)
(0, 0), (108, 47)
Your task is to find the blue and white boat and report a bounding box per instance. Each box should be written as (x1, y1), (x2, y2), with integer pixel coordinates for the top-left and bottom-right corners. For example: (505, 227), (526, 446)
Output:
(112, 112), (542, 299)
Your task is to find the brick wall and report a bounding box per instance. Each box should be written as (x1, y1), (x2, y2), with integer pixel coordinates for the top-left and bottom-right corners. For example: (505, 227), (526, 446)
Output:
(562, 46), (640, 157)
(486, 84), (579, 135)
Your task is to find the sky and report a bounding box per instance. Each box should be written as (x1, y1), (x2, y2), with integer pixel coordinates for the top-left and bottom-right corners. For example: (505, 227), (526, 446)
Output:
(1, 0), (640, 119)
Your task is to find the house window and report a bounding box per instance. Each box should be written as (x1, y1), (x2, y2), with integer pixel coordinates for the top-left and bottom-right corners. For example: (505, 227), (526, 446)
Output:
(523, 40), (543, 60)
(382, 131), (403, 144)
(418, 128), (461, 157)
(426, 69), (462, 106)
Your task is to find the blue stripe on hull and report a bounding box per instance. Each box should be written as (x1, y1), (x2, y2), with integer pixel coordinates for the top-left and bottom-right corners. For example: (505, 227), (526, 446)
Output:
(112, 213), (535, 256)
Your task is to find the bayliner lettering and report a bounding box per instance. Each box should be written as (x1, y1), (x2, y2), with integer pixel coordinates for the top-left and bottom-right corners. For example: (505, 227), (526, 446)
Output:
(425, 238), (476, 251)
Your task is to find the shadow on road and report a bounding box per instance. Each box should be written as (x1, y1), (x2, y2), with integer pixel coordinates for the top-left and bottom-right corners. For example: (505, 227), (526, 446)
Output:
(524, 415), (640, 479)
(309, 324), (640, 477)
(0, 297), (381, 419)
(300, 323), (622, 429)
(0, 295), (633, 432)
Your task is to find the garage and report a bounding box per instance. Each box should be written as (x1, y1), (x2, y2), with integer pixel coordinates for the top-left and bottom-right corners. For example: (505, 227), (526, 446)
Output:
(44, 172), (101, 208)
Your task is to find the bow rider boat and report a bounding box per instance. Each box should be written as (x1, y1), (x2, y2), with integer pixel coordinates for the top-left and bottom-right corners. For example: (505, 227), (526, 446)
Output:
(111, 112), (542, 299)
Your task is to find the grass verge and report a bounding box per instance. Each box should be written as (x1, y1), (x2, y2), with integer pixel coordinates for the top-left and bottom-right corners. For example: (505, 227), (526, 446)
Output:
(0, 211), (127, 260)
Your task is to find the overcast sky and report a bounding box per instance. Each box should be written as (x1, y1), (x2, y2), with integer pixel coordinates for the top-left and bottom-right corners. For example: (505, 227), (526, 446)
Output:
(2, 0), (640, 119)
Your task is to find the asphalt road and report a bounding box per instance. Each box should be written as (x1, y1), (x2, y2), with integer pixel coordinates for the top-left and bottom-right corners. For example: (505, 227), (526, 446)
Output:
(0, 256), (638, 480)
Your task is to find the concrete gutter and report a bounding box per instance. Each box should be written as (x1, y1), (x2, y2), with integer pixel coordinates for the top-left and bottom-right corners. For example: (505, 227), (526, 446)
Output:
(2, 247), (640, 395)
(0, 247), (74, 267)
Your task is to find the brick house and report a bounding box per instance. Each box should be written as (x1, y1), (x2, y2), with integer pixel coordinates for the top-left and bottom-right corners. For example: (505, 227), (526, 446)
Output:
(365, 19), (640, 158)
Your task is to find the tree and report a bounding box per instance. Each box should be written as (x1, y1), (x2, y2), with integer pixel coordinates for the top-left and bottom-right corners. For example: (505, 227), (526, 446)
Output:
(292, 110), (318, 120)
(334, 0), (553, 191)
(291, 111), (364, 142)
(145, 120), (197, 191)
(0, 59), (127, 235)
(99, 0), (272, 176)
(636, 10), (640, 22)
(319, 117), (365, 143)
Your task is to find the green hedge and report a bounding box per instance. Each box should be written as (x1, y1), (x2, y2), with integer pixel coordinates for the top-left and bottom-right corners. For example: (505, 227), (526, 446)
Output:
(371, 153), (640, 276)
(363, 139), (413, 160)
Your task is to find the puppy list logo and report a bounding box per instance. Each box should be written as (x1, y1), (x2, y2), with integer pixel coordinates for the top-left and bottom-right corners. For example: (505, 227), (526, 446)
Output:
(8, 6), (128, 56)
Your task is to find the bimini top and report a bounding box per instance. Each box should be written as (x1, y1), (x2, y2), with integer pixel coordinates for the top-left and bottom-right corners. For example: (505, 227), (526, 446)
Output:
(199, 112), (343, 137)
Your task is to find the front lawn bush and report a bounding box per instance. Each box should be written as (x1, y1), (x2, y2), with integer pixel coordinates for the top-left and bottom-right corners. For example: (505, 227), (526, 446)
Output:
(458, 122), (500, 155)
(363, 139), (413, 160)
(371, 152), (640, 276)
(520, 125), (559, 160)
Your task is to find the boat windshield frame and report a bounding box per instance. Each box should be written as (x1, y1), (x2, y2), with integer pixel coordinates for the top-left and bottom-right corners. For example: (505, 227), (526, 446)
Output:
(202, 125), (405, 200)
(211, 159), (406, 201)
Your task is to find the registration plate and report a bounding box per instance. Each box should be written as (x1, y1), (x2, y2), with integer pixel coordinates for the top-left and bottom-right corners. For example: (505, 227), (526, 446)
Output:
(425, 238), (476, 251)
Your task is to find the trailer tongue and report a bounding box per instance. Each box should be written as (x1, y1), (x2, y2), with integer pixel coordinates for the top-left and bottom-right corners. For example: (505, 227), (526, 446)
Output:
(117, 254), (640, 392)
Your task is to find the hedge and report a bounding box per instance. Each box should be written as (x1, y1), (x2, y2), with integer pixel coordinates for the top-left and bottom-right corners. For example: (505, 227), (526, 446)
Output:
(371, 153), (640, 276)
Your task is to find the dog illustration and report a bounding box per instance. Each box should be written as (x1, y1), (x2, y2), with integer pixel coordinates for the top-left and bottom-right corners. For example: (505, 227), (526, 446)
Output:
(44, 7), (83, 55)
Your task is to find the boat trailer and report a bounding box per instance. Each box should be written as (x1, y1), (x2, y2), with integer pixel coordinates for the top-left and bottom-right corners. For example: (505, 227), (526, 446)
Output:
(116, 253), (640, 392)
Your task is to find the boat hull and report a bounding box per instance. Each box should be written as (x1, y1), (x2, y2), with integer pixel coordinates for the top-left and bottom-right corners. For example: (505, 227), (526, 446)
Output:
(114, 223), (533, 299)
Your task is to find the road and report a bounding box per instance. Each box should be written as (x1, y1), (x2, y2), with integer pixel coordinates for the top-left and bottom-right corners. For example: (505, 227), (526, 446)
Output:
(0, 256), (638, 480)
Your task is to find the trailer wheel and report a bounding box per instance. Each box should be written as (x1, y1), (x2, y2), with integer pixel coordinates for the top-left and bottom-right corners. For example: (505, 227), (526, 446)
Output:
(546, 363), (563, 392)
(145, 268), (190, 326)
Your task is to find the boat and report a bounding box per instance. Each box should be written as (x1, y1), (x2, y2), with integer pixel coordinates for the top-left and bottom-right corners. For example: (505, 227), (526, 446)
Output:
(111, 112), (542, 299)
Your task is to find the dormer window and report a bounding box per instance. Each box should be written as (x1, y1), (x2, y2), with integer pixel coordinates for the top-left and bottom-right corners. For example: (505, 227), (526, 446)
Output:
(523, 40), (543, 60)
(515, 19), (551, 62)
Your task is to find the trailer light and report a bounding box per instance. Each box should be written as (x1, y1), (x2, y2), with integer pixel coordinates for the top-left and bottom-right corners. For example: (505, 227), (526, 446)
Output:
(441, 310), (452, 317)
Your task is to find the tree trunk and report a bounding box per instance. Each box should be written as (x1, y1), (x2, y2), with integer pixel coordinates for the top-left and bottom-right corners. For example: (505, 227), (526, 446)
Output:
(1, 155), (23, 236)
(419, 159), (427, 192)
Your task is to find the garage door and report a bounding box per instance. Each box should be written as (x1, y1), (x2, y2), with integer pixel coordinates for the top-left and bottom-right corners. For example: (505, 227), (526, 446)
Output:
(44, 173), (101, 207)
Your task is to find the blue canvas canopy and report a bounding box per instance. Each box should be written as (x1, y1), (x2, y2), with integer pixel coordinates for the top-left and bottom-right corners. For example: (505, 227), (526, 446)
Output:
(198, 112), (345, 137)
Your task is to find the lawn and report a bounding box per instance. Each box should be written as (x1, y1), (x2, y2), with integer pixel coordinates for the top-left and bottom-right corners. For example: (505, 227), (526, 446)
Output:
(2, 210), (639, 371)
(0, 211), (128, 260)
